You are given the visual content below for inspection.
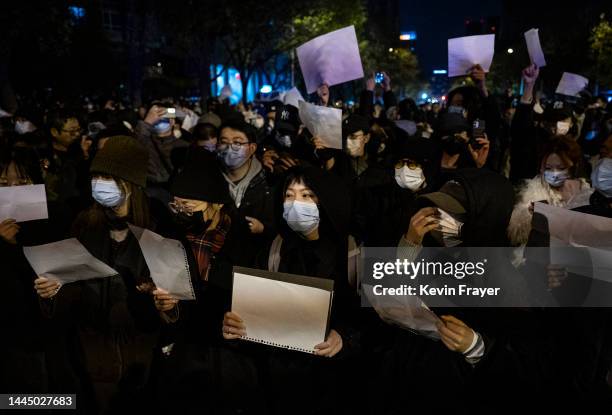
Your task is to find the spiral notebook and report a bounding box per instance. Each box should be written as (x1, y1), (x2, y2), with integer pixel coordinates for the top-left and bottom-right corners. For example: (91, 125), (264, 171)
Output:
(129, 225), (196, 300)
(231, 266), (334, 354)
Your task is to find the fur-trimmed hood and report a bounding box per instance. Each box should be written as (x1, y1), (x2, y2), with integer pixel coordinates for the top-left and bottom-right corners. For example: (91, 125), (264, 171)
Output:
(507, 176), (592, 245)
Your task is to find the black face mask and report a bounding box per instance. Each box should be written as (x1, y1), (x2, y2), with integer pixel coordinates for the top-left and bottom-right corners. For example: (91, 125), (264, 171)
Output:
(172, 210), (210, 234)
(441, 136), (466, 156)
(104, 208), (129, 230)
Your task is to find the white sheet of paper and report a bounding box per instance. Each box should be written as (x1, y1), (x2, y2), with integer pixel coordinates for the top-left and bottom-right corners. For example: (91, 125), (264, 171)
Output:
(298, 101), (342, 149)
(129, 225), (195, 300)
(535, 202), (612, 284)
(296, 25), (364, 94)
(447, 34), (495, 77)
(555, 72), (589, 97)
(0, 184), (48, 223)
(23, 238), (118, 284)
(280, 87), (305, 109)
(363, 284), (441, 340)
(524, 28), (546, 67)
(232, 272), (332, 353)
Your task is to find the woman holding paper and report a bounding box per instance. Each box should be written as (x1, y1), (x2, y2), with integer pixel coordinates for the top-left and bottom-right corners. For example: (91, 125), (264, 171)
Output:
(33, 136), (164, 413)
(222, 165), (356, 414)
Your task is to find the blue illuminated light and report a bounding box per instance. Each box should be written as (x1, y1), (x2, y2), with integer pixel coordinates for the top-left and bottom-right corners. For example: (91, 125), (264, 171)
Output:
(433, 69), (447, 75)
(260, 85), (273, 94)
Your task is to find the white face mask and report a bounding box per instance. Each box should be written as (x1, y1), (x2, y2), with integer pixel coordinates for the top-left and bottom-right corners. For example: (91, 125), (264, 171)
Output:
(556, 121), (571, 135)
(91, 178), (125, 207)
(543, 169), (569, 187)
(15, 120), (36, 135)
(251, 116), (264, 129)
(591, 158), (612, 198)
(346, 137), (364, 157)
(394, 166), (425, 191)
(275, 133), (292, 148)
(283, 200), (320, 235)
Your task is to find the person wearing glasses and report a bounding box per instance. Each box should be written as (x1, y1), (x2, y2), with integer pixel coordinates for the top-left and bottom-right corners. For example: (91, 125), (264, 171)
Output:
(152, 150), (266, 413)
(358, 137), (439, 247)
(41, 109), (93, 238)
(216, 119), (276, 268)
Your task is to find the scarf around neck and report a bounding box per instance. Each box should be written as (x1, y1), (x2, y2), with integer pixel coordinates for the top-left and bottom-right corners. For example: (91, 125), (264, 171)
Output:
(185, 210), (232, 281)
(223, 157), (262, 208)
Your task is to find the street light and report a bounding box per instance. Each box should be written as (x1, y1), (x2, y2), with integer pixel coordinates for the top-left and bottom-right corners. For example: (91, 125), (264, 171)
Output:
(507, 48), (514, 54)
(388, 47), (394, 53)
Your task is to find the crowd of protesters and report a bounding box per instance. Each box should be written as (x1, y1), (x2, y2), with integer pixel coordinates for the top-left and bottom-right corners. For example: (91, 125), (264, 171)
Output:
(1, 63), (612, 413)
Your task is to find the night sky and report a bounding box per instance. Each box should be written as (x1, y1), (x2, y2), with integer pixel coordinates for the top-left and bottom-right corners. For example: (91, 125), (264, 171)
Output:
(399, 0), (502, 75)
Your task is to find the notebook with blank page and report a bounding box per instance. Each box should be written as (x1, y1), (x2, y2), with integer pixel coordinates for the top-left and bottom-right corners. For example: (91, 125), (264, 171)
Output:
(231, 266), (334, 354)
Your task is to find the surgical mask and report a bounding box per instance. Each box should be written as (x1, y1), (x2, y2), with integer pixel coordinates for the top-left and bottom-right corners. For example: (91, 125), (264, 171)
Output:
(171, 210), (208, 234)
(394, 166), (425, 191)
(556, 121), (571, 135)
(202, 141), (217, 152)
(15, 120), (36, 135)
(448, 106), (466, 117)
(283, 200), (320, 235)
(543, 169), (569, 187)
(91, 178), (125, 207)
(346, 137), (363, 157)
(217, 146), (250, 170)
(591, 158), (612, 198)
(153, 120), (172, 135)
(275, 133), (292, 148)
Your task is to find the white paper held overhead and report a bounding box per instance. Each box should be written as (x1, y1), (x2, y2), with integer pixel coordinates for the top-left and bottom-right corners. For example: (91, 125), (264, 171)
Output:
(298, 101), (342, 149)
(524, 28), (546, 67)
(280, 87), (305, 109)
(447, 34), (495, 78)
(296, 25), (364, 94)
(0, 184), (48, 223)
(555, 72), (589, 97)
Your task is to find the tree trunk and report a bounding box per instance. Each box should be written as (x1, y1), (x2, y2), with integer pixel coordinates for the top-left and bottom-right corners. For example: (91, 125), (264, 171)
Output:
(240, 70), (251, 105)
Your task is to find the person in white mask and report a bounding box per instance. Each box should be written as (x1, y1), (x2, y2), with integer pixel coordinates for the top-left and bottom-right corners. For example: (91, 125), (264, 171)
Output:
(575, 135), (612, 218)
(34, 136), (168, 413)
(508, 135), (592, 246)
(222, 166), (352, 413)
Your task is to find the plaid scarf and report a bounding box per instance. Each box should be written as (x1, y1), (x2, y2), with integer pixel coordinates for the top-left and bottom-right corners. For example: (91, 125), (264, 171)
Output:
(185, 210), (231, 281)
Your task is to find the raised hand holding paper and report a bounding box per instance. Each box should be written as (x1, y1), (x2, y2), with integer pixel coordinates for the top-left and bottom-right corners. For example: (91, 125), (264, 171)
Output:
(447, 34), (495, 78)
(0, 184), (48, 222)
(524, 28), (546, 67)
(296, 25), (364, 94)
(555, 72), (589, 97)
(298, 101), (342, 149)
(280, 87), (305, 109)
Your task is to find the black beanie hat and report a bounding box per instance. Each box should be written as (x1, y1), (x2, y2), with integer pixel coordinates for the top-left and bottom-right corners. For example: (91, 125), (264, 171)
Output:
(434, 112), (471, 136)
(170, 149), (231, 203)
(342, 114), (370, 139)
(90, 135), (148, 187)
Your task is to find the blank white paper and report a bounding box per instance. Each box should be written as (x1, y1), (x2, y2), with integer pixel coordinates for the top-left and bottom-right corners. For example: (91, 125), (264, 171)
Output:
(129, 225), (195, 300)
(232, 271), (332, 353)
(296, 25), (364, 94)
(555, 72), (589, 97)
(0, 184), (48, 223)
(23, 238), (118, 284)
(298, 101), (342, 149)
(524, 28), (546, 67)
(447, 34), (495, 78)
